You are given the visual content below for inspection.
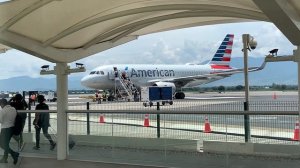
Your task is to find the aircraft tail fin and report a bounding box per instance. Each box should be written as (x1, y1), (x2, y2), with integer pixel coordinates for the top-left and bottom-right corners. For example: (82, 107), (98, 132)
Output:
(209, 34), (234, 67)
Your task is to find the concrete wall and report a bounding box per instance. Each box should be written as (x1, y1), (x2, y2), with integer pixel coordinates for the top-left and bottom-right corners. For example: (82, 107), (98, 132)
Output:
(23, 133), (199, 152)
(24, 132), (300, 157)
(203, 140), (300, 157)
(74, 135), (198, 152)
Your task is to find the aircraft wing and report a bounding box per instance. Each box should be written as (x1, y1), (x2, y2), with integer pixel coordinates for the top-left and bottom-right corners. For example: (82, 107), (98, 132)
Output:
(147, 61), (266, 87)
(210, 61), (266, 75)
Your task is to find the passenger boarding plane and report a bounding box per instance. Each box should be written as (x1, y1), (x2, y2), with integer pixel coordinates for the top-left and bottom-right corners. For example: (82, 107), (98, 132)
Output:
(81, 34), (265, 99)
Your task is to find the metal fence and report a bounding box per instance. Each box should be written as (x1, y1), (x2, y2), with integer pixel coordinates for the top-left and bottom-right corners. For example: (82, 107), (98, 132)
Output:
(15, 99), (300, 167)
(50, 100), (299, 111)
(19, 100), (300, 146)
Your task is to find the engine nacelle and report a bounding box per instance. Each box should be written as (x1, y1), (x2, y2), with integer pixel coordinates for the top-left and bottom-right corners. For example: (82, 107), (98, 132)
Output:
(152, 82), (176, 93)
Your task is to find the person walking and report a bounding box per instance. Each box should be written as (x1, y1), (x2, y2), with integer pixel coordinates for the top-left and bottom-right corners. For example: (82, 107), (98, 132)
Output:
(9, 93), (28, 147)
(33, 95), (56, 150)
(0, 99), (19, 164)
(30, 94), (36, 106)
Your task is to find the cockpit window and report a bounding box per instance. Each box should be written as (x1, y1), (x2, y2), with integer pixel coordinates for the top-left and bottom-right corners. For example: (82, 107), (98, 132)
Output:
(89, 70), (105, 75)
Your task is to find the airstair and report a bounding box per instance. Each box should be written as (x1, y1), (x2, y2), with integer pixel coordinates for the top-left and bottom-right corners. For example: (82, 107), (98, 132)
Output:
(111, 67), (139, 101)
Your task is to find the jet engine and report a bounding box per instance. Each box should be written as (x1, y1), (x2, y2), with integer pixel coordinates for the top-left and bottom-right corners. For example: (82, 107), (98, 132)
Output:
(152, 82), (176, 92)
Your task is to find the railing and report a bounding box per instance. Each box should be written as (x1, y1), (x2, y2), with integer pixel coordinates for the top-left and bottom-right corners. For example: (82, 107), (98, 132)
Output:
(14, 99), (300, 167)
(16, 100), (300, 167)
(19, 108), (300, 145)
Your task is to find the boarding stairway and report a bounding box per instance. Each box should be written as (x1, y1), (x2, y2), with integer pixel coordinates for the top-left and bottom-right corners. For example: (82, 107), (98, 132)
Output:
(112, 68), (139, 101)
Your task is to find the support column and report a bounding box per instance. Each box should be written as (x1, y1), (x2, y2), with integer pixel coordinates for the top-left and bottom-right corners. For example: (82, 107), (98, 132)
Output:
(55, 63), (68, 160)
(296, 47), (300, 134)
(242, 34), (251, 142)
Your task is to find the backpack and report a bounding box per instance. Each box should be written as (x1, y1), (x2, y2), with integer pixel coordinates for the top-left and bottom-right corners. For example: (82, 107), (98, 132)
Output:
(13, 113), (23, 136)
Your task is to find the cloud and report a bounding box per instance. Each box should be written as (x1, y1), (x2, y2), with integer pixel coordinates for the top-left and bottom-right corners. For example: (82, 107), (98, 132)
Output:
(140, 39), (180, 64)
(234, 23), (294, 57)
(0, 50), (54, 79)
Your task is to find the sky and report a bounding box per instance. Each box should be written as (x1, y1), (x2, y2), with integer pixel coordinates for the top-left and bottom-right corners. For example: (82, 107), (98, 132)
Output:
(0, 21), (295, 80)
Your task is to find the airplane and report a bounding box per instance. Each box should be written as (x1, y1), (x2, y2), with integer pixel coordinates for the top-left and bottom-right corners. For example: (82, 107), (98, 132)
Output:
(81, 34), (266, 99)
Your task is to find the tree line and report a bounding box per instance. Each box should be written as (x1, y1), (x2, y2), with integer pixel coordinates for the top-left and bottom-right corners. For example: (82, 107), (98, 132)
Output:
(182, 83), (298, 93)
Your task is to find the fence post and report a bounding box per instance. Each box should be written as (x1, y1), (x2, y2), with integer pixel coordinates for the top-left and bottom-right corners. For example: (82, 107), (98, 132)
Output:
(157, 102), (160, 138)
(87, 102), (90, 135)
(244, 101), (250, 142)
(28, 102), (31, 133)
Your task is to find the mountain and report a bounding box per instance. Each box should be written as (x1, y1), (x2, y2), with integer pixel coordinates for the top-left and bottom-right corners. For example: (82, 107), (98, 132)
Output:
(0, 75), (84, 92)
(204, 57), (297, 86)
(0, 57), (297, 92)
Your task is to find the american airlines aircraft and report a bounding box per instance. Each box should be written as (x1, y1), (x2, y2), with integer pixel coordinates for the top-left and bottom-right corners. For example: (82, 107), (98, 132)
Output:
(81, 34), (265, 99)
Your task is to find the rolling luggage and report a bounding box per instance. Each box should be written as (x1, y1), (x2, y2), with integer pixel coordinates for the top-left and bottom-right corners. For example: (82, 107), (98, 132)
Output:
(49, 126), (76, 149)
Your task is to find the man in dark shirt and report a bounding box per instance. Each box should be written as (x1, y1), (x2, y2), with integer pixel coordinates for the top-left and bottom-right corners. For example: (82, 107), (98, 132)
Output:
(33, 95), (56, 150)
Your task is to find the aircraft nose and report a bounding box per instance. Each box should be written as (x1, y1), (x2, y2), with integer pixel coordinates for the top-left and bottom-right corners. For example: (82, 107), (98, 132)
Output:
(81, 76), (91, 88)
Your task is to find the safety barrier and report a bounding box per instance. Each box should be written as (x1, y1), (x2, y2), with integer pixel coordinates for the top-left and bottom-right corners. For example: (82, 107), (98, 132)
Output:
(18, 109), (300, 144)
(13, 99), (300, 168)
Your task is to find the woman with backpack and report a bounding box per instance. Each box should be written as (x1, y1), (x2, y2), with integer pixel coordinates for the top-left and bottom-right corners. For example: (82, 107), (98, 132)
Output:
(0, 94), (26, 164)
(9, 94), (28, 146)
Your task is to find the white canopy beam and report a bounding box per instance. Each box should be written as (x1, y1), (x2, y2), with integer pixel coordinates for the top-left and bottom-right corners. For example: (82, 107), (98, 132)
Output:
(253, 0), (300, 45)
(0, 30), (137, 62)
(0, 0), (54, 32)
(83, 10), (268, 49)
(43, 4), (267, 47)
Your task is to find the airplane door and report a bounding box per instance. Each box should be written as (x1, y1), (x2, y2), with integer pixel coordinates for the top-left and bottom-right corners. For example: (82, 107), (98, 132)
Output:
(108, 71), (115, 79)
(109, 67), (119, 79)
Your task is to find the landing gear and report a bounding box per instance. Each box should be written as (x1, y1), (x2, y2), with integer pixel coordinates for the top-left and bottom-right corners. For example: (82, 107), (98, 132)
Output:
(174, 92), (185, 99)
(144, 101), (173, 107)
(150, 101), (153, 107)
(143, 101), (154, 107)
(162, 101), (173, 105)
(107, 95), (114, 101)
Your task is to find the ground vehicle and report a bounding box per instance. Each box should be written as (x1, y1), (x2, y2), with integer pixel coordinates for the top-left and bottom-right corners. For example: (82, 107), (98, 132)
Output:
(141, 86), (173, 107)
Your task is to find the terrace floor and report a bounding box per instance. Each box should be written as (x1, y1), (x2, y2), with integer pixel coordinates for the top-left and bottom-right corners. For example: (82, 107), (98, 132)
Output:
(1, 141), (300, 168)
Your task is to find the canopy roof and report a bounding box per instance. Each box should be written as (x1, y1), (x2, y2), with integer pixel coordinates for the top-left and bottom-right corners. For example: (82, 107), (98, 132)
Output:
(0, 0), (300, 63)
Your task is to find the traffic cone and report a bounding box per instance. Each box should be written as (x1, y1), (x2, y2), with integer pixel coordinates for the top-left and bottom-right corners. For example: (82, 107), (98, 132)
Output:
(292, 119), (300, 141)
(99, 114), (105, 123)
(272, 92), (277, 100)
(204, 117), (212, 133)
(143, 114), (150, 127)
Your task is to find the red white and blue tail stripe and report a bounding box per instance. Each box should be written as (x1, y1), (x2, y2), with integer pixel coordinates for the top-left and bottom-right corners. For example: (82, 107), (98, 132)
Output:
(209, 34), (234, 69)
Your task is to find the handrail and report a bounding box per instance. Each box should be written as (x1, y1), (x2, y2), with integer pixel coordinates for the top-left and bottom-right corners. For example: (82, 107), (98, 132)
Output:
(17, 110), (299, 115)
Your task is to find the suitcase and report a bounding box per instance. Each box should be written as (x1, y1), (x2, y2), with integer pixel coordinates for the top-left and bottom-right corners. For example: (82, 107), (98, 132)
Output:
(49, 126), (76, 149)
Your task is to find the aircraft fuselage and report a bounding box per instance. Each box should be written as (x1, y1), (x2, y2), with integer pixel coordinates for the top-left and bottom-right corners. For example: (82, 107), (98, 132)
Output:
(80, 64), (226, 90)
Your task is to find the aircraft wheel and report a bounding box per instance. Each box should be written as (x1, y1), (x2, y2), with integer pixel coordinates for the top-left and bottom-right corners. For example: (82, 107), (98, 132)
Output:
(169, 101), (173, 105)
(175, 92), (185, 99)
(149, 102), (153, 107)
(175, 92), (180, 99)
(162, 101), (165, 105)
(180, 92), (185, 99)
